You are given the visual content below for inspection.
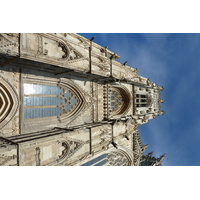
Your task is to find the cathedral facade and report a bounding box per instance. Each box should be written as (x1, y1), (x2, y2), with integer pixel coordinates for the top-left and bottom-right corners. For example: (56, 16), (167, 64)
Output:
(0, 33), (165, 166)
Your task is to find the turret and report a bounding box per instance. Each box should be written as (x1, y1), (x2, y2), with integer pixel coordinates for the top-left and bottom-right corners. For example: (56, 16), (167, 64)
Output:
(139, 152), (166, 166)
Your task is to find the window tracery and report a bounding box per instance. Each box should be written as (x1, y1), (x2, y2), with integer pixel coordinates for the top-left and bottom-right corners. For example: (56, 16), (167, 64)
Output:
(108, 86), (131, 116)
(80, 150), (133, 166)
(109, 89), (123, 113)
(21, 76), (95, 133)
(24, 83), (79, 119)
(106, 151), (130, 166)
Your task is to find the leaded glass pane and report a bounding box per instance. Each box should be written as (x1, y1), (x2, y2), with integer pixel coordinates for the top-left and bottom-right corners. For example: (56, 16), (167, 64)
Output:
(24, 84), (62, 95)
(24, 107), (62, 119)
(65, 102), (72, 112)
(81, 154), (107, 166)
(64, 90), (72, 99)
(34, 108), (40, 118)
(24, 84), (34, 95)
(70, 96), (78, 106)
(94, 159), (107, 166)
(24, 83), (79, 119)
(24, 96), (32, 107)
(24, 109), (32, 119)
(24, 96), (64, 107)
(109, 88), (125, 114)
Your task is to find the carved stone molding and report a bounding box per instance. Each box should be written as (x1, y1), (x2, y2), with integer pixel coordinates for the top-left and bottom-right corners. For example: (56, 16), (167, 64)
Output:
(108, 85), (131, 117)
(20, 33), (84, 67)
(58, 78), (95, 124)
(35, 147), (41, 166)
(52, 138), (84, 165)
(106, 149), (133, 166)
(0, 137), (17, 150)
(11, 116), (19, 135)
(67, 43), (84, 62)
(22, 76), (95, 131)
(0, 154), (17, 166)
(0, 33), (19, 56)
(125, 119), (137, 135)
(0, 75), (19, 130)
(97, 64), (110, 72)
(0, 137), (17, 166)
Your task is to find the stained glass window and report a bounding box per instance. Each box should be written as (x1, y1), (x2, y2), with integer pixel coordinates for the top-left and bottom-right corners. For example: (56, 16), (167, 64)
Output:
(81, 154), (107, 166)
(106, 151), (129, 166)
(24, 83), (79, 119)
(108, 89), (123, 114)
(81, 152), (130, 166)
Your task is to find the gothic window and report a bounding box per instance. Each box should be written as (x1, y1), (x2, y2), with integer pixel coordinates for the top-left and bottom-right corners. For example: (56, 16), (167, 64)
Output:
(108, 87), (131, 116)
(135, 94), (148, 107)
(106, 151), (130, 166)
(81, 151), (132, 166)
(81, 154), (107, 166)
(109, 89), (123, 113)
(23, 83), (79, 119)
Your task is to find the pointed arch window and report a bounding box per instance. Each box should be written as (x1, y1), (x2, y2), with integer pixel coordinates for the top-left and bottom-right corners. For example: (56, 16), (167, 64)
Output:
(108, 86), (131, 116)
(24, 83), (79, 119)
(109, 89), (123, 113)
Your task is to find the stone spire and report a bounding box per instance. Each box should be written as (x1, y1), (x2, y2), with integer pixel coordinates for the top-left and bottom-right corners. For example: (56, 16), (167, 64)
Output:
(139, 152), (166, 166)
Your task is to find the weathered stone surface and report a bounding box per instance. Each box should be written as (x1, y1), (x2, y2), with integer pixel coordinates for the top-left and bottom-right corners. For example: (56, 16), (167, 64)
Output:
(0, 33), (165, 166)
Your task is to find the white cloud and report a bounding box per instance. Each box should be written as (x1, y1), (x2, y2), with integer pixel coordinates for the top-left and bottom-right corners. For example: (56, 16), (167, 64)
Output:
(94, 33), (200, 166)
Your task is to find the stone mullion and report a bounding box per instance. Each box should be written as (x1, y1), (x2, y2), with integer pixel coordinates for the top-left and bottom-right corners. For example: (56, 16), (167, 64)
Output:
(24, 105), (58, 109)
(109, 88), (124, 115)
(19, 66), (23, 135)
(89, 128), (92, 154)
(24, 92), (63, 110)
(24, 94), (59, 97)
(136, 96), (148, 107)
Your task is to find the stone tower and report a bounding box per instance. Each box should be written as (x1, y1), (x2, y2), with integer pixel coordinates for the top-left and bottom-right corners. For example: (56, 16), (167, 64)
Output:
(0, 33), (165, 166)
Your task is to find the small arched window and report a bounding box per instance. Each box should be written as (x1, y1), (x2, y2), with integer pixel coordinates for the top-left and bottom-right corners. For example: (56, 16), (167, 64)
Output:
(109, 88), (123, 113)
(108, 86), (131, 116)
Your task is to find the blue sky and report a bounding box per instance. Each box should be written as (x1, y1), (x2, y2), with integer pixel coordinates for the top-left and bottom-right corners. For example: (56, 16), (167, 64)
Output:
(79, 33), (200, 166)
